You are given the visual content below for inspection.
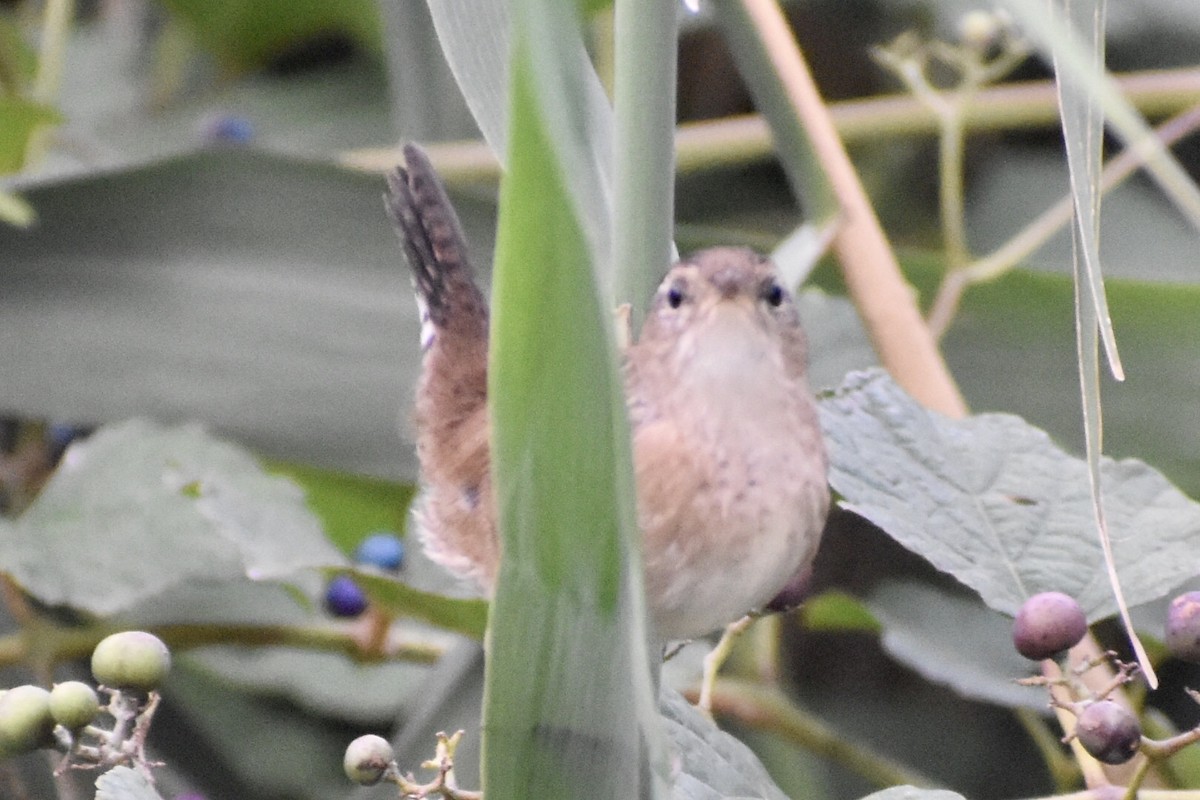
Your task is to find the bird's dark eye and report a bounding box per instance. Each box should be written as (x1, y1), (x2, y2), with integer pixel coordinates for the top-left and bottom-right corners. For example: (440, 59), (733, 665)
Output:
(764, 282), (785, 307)
(666, 285), (685, 309)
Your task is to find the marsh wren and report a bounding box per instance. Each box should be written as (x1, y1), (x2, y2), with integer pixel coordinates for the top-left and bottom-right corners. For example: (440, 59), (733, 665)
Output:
(386, 144), (829, 642)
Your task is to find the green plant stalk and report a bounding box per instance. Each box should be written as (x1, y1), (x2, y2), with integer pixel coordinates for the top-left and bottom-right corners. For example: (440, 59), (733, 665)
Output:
(612, 0), (678, 323)
(710, 0), (836, 221)
(23, 0), (72, 167)
(939, 106), (970, 268)
(700, 679), (941, 789)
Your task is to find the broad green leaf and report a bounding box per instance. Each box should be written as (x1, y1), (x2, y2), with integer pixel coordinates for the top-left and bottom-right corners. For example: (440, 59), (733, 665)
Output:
(482, 2), (664, 796)
(818, 369), (1200, 623)
(0, 95), (59, 172)
(814, 255), (1200, 498)
(864, 582), (1045, 711)
(265, 461), (413, 552)
(3, 419), (345, 614)
(659, 688), (790, 800)
(156, 0), (382, 73)
(0, 151), (449, 479)
(94, 766), (163, 800)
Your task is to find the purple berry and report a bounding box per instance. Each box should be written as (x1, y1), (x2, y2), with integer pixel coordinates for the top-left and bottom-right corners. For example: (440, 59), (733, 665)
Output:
(1012, 591), (1088, 660)
(325, 576), (368, 618)
(765, 566), (813, 613)
(1165, 591), (1200, 663)
(1076, 700), (1141, 765)
(353, 533), (405, 572)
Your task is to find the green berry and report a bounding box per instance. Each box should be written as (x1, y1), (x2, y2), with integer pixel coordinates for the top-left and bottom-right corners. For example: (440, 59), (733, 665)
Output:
(49, 681), (100, 730)
(1076, 700), (1141, 765)
(91, 631), (171, 692)
(0, 685), (55, 756)
(343, 734), (394, 785)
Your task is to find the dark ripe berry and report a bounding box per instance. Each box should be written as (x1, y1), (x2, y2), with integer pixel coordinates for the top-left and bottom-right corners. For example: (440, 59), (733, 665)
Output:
(1076, 700), (1141, 765)
(1012, 591), (1088, 660)
(1165, 591), (1200, 663)
(91, 631), (172, 692)
(353, 533), (405, 572)
(344, 734), (394, 785)
(325, 576), (369, 618)
(765, 566), (813, 614)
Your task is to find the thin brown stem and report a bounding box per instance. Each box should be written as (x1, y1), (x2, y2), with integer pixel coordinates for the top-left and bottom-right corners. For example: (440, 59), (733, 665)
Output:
(738, 0), (967, 417)
(340, 68), (1200, 180)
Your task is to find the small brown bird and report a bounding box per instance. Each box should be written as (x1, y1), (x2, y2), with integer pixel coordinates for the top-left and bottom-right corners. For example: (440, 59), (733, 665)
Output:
(386, 144), (829, 642)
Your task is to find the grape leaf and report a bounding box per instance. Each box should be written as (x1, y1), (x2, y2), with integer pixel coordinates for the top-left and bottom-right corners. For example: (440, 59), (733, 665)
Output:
(819, 369), (1200, 621)
(94, 766), (164, 800)
(660, 688), (790, 800)
(2, 419), (345, 614)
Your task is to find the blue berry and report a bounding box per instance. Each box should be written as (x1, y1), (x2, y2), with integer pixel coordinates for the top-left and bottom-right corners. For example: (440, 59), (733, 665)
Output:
(205, 115), (255, 144)
(325, 576), (368, 618)
(354, 533), (405, 572)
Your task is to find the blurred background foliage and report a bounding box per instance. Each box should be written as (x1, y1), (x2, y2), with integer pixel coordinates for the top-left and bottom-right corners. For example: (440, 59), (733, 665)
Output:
(2, 0), (1200, 799)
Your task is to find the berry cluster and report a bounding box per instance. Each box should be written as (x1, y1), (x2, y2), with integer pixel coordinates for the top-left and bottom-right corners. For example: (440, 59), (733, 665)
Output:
(1012, 589), (1200, 775)
(0, 631), (170, 780)
(323, 532), (406, 618)
(343, 730), (479, 799)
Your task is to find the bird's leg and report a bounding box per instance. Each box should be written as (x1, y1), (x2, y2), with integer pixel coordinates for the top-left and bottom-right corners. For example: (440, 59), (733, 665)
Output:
(698, 611), (761, 719)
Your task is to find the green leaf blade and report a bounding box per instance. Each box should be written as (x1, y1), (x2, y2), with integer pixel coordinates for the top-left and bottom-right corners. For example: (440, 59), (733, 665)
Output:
(481, 5), (663, 798)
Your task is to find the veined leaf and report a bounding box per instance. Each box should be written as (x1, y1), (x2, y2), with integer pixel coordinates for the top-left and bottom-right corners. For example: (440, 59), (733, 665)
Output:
(3, 420), (345, 615)
(819, 370), (1200, 625)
